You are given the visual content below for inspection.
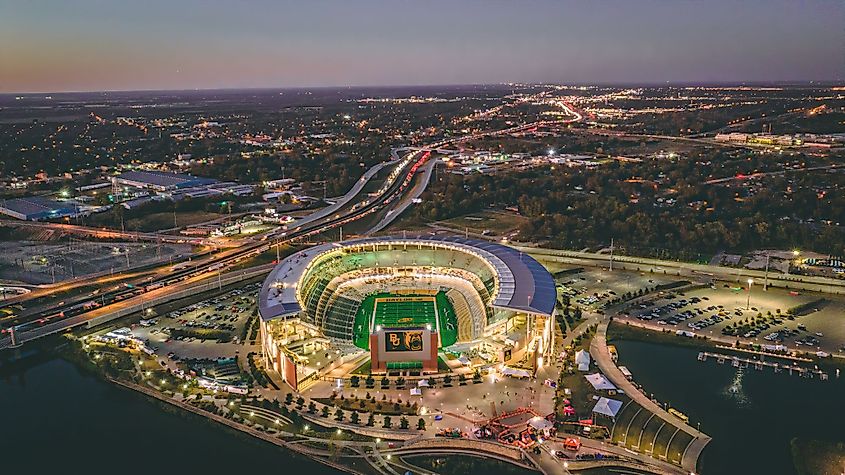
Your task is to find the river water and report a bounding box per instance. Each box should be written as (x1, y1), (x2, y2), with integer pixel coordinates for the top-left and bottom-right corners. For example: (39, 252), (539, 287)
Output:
(614, 339), (845, 475)
(0, 354), (339, 474)
(3, 343), (840, 475)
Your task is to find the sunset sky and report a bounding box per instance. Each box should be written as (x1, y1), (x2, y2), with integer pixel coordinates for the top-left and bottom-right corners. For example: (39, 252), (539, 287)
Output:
(1, 0), (842, 93)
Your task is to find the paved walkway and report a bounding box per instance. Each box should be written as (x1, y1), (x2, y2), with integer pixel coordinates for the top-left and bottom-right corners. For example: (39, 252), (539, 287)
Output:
(590, 321), (711, 473)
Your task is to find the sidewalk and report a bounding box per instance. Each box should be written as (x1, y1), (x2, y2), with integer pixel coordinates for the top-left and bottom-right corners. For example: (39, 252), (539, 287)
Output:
(590, 321), (711, 473)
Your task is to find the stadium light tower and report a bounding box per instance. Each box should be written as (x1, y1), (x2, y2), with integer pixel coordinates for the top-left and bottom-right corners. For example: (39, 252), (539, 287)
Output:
(746, 279), (753, 310)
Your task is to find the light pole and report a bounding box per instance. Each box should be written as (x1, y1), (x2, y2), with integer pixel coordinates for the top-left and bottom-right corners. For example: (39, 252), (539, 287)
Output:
(763, 251), (769, 291)
(746, 278), (753, 310)
(788, 249), (800, 275)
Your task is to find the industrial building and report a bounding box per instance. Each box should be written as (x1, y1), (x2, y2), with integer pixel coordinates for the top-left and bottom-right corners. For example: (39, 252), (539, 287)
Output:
(113, 170), (219, 192)
(112, 170), (255, 202)
(0, 196), (80, 221)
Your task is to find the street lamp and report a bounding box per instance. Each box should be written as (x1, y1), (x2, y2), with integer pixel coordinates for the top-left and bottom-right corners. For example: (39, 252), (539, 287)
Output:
(746, 279), (753, 310)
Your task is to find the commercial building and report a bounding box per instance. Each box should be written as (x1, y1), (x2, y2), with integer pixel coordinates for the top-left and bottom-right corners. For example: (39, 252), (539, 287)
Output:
(0, 196), (80, 221)
(113, 170), (218, 192)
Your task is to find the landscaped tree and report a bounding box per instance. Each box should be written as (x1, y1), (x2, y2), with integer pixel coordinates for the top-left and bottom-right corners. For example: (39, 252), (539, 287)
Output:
(458, 374), (467, 385)
(383, 416), (392, 429)
(350, 375), (360, 387)
(400, 416), (409, 430)
(321, 405), (330, 418)
(443, 374), (452, 386)
(350, 411), (360, 425)
(366, 376), (375, 388)
(381, 376), (390, 388)
(308, 401), (317, 414)
(472, 369), (482, 383)
(427, 376), (436, 388)
(367, 413), (375, 427)
(396, 376), (406, 387)
(417, 418), (426, 431)
(284, 392), (294, 405)
(296, 396), (305, 409)
(334, 408), (345, 421)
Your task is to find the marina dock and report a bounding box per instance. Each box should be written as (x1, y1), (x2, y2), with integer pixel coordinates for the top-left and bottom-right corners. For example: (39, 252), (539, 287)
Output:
(697, 352), (829, 380)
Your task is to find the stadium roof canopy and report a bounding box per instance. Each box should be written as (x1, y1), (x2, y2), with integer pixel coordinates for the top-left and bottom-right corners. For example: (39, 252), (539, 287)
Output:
(258, 235), (556, 322)
(114, 170), (217, 190)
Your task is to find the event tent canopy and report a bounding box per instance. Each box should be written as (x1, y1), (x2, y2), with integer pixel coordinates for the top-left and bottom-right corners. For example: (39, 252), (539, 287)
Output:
(575, 349), (591, 371)
(585, 373), (617, 391)
(592, 397), (623, 418)
(528, 416), (554, 430)
(501, 366), (531, 378)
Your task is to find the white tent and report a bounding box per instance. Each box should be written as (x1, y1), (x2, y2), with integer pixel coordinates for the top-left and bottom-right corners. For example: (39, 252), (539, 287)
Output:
(528, 416), (554, 431)
(592, 397), (623, 418)
(575, 349), (591, 371)
(585, 373), (617, 391)
(417, 379), (430, 387)
(500, 366), (531, 378)
(410, 388), (422, 396)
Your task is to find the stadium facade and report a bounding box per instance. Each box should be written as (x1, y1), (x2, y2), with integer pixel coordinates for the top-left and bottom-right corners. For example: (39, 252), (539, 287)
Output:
(258, 236), (556, 389)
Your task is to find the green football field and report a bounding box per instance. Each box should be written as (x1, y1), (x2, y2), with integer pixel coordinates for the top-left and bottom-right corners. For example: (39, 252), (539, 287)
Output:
(352, 291), (457, 350)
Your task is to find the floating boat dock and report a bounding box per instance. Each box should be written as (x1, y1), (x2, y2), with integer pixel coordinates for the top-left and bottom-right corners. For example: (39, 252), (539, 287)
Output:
(697, 352), (829, 380)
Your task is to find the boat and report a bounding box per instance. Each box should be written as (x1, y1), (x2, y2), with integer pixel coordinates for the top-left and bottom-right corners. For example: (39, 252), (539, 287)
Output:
(668, 407), (689, 423)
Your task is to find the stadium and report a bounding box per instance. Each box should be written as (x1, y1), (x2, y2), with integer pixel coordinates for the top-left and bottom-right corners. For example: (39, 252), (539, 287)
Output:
(258, 236), (556, 389)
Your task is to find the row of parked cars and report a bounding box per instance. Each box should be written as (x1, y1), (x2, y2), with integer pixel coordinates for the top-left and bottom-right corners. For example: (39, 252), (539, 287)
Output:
(636, 295), (707, 322)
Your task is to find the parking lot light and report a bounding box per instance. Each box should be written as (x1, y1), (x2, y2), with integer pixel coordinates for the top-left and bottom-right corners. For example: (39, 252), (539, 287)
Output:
(275, 419), (280, 424)
(304, 425), (309, 431)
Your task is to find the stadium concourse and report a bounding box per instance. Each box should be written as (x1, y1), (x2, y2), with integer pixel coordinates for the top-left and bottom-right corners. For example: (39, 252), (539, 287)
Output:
(258, 235), (556, 390)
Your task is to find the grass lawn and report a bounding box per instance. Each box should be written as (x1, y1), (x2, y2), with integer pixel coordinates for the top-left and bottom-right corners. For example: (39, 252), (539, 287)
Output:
(124, 210), (226, 232)
(437, 210), (527, 237)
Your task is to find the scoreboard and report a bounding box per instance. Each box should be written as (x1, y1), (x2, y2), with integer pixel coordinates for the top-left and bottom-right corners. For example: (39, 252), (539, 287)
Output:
(384, 330), (425, 352)
(370, 327), (438, 373)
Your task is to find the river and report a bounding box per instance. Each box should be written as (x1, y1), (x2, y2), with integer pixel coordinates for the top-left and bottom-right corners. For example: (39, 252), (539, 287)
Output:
(0, 353), (340, 474)
(614, 339), (845, 475)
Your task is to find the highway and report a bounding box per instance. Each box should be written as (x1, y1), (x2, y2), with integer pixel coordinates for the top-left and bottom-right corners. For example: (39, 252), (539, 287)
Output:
(0, 219), (212, 246)
(0, 146), (435, 348)
(0, 95), (584, 349)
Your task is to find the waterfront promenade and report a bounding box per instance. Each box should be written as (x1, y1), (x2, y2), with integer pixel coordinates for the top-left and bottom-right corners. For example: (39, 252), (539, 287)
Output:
(590, 321), (711, 472)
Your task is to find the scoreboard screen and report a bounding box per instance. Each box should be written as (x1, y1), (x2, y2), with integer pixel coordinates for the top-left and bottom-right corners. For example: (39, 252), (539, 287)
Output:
(384, 330), (425, 352)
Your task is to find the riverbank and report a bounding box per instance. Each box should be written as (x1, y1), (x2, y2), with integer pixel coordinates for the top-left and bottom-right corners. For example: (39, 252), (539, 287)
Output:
(0, 356), (342, 474)
(611, 337), (845, 474)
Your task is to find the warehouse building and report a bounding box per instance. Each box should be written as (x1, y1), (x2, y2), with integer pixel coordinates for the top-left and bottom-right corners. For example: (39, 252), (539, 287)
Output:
(113, 170), (218, 192)
(0, 196), (80, 221)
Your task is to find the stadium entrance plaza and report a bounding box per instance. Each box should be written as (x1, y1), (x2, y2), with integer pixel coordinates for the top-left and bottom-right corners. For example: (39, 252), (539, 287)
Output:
(301, 365), (558, 426)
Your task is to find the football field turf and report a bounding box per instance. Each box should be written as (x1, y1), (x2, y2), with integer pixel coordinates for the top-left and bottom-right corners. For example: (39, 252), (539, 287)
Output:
(352, 291), (457, 350)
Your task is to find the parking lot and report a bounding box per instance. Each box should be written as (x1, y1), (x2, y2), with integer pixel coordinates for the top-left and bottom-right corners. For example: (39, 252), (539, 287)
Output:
(621, 283), (845, 353)
(555, 267), (675, 310)
(131, 282), (261, 360)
